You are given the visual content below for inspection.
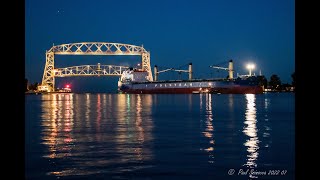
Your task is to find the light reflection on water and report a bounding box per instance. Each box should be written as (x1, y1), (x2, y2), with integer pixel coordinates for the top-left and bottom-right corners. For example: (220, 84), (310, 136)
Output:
(40, 93), (154, 177)
(199, 94), (215, 163)
(26, 93), (295, 179)
(243, 94), (259, 178)
(263, 97), (271, 148)
(41, 94), (75, 160)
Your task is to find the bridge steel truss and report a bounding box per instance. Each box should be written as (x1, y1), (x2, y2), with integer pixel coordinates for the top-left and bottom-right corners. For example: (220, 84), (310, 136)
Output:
(53, 64), (128, 77)
(41, 42), (153, 92)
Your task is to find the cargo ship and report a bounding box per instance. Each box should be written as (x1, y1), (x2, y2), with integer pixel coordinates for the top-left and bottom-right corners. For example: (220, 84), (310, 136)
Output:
(118, 60), (263, 94)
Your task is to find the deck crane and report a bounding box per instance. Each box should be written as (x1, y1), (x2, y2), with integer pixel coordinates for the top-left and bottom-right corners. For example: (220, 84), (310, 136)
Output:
(209, 60), (234, 79)
(154, 63), (192, 81)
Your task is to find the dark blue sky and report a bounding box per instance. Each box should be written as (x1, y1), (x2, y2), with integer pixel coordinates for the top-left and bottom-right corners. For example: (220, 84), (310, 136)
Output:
(25, 0), (295, 92)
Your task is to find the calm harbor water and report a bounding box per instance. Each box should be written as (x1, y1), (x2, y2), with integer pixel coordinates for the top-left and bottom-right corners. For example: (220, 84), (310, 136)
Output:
(25, 93), (295, 180)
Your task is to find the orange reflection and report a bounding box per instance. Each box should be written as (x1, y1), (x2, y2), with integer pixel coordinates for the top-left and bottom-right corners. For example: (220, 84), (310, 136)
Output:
(41, 94), (58, 158)
(85, 93), (91, 129)
(243, 94), (259, 170)
(96, 94), (101, 133)
(135, 94), (143, 160)
(199, 93), (203, 111)
(102, 94), (107, 121)
(40, 93), (154, 176)
(63, 94), (74, 147)
(106, 94), (112, 120)
(41, 93), (74, 160)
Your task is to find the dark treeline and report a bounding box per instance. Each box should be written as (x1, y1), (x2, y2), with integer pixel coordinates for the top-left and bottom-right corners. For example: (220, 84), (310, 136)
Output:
(257, 72), (295, 92)
(25, 78), (39, 92)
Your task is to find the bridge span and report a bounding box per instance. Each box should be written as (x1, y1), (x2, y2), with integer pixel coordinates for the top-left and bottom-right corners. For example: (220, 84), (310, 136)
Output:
(53, 64), (128, 77)
(38, 42), (153, 92)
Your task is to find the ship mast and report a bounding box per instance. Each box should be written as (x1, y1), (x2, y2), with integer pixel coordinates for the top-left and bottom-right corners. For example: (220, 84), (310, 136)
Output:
(209, 60), (234, 79)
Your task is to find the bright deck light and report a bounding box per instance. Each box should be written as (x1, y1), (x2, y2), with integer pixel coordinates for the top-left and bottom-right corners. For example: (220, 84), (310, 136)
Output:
(246, 64), (255, 76)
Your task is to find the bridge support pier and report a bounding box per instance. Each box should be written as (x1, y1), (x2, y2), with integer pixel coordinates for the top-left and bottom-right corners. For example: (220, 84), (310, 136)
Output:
(142, 52), (153, 81)
(41, 51), (55, 92)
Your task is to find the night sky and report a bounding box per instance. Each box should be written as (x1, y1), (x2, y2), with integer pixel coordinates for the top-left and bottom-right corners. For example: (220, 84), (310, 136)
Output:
(25, 0), (295, 92)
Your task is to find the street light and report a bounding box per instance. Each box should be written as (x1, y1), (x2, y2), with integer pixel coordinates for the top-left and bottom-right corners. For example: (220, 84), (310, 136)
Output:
(246, 64), (255, 76)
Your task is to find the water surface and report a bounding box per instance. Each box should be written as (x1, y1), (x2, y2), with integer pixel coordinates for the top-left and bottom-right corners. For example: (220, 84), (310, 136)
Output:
(25, 93), (295, 179)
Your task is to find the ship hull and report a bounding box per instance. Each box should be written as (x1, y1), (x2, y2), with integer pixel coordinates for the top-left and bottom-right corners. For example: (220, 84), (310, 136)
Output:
(120, 87), (263, 94)
(119, 79), (263, 94)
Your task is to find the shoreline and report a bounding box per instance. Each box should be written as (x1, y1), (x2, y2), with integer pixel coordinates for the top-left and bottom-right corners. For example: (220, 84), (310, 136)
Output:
(25, 91), (295, 95)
